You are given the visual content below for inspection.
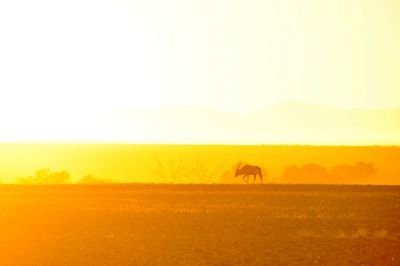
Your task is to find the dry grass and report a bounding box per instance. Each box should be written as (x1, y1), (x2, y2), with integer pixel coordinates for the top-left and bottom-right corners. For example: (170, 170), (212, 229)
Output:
(0, 184), (399, 265)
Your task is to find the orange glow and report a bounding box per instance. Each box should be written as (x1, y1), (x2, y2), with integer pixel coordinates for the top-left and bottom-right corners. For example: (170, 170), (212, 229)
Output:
(0, 1), (399, 265)
(1, 143), (399, 185)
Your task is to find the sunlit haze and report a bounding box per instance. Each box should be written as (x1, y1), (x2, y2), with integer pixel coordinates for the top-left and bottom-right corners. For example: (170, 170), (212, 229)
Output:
(0, 0), (399, 144)
(1, 3), (400, 263)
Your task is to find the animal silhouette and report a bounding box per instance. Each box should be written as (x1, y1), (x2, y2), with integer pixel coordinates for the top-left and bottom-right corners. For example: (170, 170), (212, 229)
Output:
(235, 164), (263, 184)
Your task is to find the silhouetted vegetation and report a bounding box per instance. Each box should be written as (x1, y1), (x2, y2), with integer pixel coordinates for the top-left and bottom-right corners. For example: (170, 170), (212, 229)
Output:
(146, 154), (187, 183)
(16, 168), (71, 184)
(331, 162), (377, 184)
(9, 161), (378, 185)
(2, 144), (399, 184)
(281, 164), (330, 184)
(280, 162), (377, 184)
(147, 154), (221, 183)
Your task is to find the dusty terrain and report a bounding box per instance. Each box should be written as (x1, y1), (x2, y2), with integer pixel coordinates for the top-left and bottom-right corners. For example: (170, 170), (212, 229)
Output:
(0, 184), (399, 265)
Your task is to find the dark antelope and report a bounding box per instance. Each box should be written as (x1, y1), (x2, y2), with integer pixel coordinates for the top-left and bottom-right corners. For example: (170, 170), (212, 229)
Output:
(235, 164), (263, 184)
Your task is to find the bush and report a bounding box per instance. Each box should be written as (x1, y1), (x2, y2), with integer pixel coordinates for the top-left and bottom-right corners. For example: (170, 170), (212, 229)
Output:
(16, 168), (71, 184)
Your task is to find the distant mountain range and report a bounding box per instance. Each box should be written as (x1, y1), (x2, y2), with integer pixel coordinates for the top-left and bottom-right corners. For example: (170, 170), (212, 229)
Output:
(110, 103), (400, 145)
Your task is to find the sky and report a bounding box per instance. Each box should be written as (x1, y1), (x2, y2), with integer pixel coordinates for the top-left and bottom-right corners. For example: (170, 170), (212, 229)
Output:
(0, 0), (399, 143)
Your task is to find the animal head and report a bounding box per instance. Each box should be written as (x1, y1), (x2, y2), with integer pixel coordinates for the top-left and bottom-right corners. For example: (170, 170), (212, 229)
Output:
(234, 161), (244, 177)
(234, 167), (240, 177)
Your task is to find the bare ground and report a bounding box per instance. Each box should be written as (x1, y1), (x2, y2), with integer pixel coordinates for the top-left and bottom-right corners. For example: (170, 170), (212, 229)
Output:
(0, 184), (399, 265)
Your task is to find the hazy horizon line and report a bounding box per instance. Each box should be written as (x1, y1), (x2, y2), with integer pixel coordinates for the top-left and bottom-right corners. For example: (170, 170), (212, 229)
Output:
(1, 141), (399, 147)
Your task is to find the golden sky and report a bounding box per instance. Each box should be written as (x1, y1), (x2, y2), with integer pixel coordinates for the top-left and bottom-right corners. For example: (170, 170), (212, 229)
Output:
(0, 0), (399, 144)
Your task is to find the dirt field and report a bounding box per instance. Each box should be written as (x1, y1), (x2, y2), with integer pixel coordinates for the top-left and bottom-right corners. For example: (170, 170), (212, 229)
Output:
(0, 184), (399, 265)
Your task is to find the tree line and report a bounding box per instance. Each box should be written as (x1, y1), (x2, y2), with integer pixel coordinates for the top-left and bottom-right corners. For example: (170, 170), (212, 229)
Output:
(279, 162), (376, 184)
(220, 161), (376, 184)
(15, 168), (112, 184)
(6, 160), (377, 184)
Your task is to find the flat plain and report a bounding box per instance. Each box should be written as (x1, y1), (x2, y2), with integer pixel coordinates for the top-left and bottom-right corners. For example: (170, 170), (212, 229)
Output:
(0, 184), (399, 265)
